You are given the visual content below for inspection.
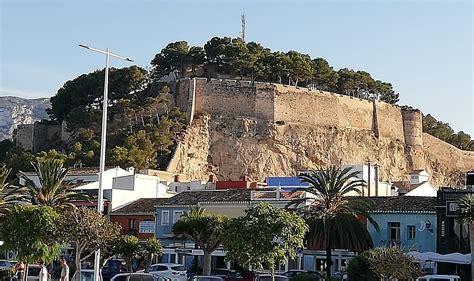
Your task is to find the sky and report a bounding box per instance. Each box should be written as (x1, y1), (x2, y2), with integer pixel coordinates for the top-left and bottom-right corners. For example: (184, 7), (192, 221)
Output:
(1, 0), (473, 135)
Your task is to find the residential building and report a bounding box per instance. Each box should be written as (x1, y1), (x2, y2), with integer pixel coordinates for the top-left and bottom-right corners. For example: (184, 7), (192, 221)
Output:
(154, 188), (351, 274)
(393, 170), (438, 197)
(110, 198), (169, 239)
(436, 187), (473, 280)
(365, 196), (437, 252)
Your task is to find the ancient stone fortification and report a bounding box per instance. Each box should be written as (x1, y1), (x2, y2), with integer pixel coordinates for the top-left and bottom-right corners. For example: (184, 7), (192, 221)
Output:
(169, 78), (473, 186)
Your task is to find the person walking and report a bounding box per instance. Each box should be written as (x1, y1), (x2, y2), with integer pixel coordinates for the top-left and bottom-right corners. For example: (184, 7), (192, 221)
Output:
(38, 261), (48, 281)
(15, 261), (25, 281)
(60, 258), (69, 281)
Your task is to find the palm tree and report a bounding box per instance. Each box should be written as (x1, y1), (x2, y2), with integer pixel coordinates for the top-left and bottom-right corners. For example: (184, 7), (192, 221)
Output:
(298, 166), (379, 279)
(183, 206), (207, 218)
(0, 164), (15, 218)
(458, 194), (474, 280)
(11, 158), (90, 210)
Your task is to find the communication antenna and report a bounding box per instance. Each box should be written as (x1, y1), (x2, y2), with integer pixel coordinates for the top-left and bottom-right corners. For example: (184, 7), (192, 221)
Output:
(240, 14), (246, 42)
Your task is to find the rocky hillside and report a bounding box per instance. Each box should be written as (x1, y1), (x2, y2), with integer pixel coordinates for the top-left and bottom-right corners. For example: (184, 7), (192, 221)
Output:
(168, 114), (473, 186)
(0, 96), (50, 140)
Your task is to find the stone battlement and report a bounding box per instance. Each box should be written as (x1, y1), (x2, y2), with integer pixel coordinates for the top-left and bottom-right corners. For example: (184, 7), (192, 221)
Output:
(176, 78), (421, 147)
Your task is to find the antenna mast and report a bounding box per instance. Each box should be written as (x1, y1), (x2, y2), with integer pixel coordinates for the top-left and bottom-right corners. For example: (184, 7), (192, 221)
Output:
(241, 14), (246, 42)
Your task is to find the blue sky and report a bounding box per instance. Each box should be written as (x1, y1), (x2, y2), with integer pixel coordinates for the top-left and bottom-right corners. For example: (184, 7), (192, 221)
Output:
(1, 0), (472, 135)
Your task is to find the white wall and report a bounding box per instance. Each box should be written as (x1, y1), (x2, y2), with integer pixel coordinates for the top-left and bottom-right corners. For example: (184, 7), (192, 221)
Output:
(111, 174), (173, 211)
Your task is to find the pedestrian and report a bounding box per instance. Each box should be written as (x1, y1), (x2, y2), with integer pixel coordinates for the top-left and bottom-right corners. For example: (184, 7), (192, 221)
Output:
(60, 258), (69, 281)
(15, 261), (25, 281)
(38, 261), (48, 281)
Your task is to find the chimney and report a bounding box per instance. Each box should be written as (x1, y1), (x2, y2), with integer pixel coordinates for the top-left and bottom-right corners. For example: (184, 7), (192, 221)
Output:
(127, 167), (135, 174)
(174, 174), (180, 182)
(241, 175), (249, 181)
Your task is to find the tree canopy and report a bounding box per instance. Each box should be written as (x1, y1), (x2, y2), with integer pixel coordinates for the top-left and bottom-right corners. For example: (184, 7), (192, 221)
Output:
(172, 207), (226, 276)
(0, 205), (61, 264)
(221, 203), (307, 276)
(423, 114), (474, 151)
(59, 207), (121, 281)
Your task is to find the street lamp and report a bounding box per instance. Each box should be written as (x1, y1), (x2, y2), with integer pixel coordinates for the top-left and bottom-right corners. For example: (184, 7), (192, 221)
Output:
(79, 44), (133, 281)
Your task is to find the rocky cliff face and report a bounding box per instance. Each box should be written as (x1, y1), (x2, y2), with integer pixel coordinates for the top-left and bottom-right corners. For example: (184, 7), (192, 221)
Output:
(0, 96), (50, 140)
(169, 114), (473, 186)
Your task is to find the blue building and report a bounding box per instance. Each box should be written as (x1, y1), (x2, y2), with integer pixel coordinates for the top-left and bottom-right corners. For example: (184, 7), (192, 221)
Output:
(266, 176), (309, 188)
(366, 196), (437, 253)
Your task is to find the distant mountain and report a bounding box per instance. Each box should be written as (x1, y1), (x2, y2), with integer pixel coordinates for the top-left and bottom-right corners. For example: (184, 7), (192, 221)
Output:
(0, 96), (50, 140)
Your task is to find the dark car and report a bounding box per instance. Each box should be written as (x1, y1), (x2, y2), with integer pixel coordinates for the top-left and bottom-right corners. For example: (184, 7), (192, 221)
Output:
(102, 259), (127, 281)
(229, 271), (255, 281)
(282, 270), (323, 280)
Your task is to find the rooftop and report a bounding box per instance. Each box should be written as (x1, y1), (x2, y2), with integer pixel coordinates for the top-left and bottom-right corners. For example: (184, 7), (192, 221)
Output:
(111, 198), (171, 214)
(358, 196), (437, 213)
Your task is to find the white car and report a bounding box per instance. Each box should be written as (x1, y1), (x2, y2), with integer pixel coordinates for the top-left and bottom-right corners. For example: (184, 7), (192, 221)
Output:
(416, 275), (461, 281)
(111, 273), (169, 281)
(148, 264), (186, 281)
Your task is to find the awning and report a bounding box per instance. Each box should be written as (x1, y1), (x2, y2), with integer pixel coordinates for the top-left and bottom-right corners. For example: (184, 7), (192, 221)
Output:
(408, 251), (471, 265)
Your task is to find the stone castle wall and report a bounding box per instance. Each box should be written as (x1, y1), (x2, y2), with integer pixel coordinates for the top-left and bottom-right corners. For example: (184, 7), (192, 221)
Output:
(178, 78), (414, 143)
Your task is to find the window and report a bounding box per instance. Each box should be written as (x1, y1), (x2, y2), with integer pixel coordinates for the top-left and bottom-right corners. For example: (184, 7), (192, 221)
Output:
(407, 225), (416, 240)
(128, 219), (136, 230)
(173, 211), (184, 223)
(161, 210), (170, 225)
(388, 222), (401, 242)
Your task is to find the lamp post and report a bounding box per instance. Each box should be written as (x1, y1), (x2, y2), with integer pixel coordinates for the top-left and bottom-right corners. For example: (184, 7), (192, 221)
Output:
(79, 44), (133, 281)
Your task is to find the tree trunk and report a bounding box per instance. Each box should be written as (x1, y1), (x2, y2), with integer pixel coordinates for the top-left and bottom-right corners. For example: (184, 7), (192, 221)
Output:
(271, 265), (275, 281)
(203, 252), (212, 276)
(75, 246), (82, 281)
(326, 239), (332, 280)
(145, 254), (153, 273)
(470, 222), (474, 281)
(128, 256), (133, 272)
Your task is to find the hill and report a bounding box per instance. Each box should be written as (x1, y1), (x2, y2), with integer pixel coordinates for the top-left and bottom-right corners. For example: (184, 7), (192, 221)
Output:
(0, 96), (50, 140)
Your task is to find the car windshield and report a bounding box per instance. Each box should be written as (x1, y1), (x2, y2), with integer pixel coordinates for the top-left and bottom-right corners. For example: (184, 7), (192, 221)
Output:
(113, 275), (129, 281)
(259, 276), (287, 281)
(171, 266), (186, 271)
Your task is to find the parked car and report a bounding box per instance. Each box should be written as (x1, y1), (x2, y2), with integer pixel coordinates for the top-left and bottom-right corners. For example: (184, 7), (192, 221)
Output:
(254, 275), (288, 281)
(71, 269), (97, 281)
(148, 263), (187, 281)
(102, 259), (127, 281)
(190, 276), (224, 281)
(232, 270), (255, 281)
(112, 273), (170, 281)
(0, 260), (13, 271)
(210, 269), (234, 280)
(416, 275), (461, 281)
(282, 270), (323, 280)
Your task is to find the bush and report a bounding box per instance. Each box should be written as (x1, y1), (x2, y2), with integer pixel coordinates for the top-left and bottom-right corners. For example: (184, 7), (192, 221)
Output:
(0, 268), (15, 281)
(347, 254), (376, 281)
